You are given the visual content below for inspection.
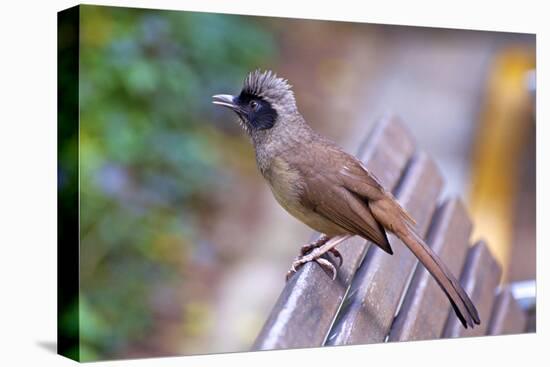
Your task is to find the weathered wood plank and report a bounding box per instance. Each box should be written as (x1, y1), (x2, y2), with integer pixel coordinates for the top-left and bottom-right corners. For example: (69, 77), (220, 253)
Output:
(326, 152), (443, 346)
(525, 304), (536, 333)
(252, 116), (415, 350)
(442, 240), (502, 337)
(388, 198), (472, 341)
(487, 287), (527, 335)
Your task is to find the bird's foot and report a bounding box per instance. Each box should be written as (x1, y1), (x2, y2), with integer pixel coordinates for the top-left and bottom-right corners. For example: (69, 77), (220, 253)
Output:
(299, 235), (330, 255)
(299, 235), (343, 268)
(286, 254), (337, 281)
(286, 235), (350, 281)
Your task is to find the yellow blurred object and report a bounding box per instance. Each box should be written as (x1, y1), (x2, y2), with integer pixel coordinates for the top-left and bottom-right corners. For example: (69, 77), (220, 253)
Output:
(468, 47), (535, 282)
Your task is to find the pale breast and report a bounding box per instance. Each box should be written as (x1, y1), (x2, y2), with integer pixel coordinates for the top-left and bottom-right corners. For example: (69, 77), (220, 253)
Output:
(265, 157), (303, 214)
(264, 156), (344, 236)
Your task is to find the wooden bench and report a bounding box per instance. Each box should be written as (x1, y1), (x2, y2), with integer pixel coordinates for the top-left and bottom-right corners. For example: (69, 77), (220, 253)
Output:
(253, 116), (529, 350)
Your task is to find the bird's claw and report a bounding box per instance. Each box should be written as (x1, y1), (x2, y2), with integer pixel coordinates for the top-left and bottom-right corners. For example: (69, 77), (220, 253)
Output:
(315, 257), (337, 280)
(285, 268), (295, 282)
(328, 248), (343, 268)
(285, 256), (337, 281)
(287, 235), (343, 281)
(285, 259), (301, 281)
(299, 235), (329, 256)
(300, 239), (342, 268)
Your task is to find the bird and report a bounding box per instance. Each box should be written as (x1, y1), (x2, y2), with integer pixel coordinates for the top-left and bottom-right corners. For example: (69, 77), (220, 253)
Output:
(212, 70), (480, 329)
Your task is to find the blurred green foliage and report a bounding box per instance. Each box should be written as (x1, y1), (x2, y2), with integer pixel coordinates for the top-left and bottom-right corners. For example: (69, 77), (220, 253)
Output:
(74, 5), (277, 360)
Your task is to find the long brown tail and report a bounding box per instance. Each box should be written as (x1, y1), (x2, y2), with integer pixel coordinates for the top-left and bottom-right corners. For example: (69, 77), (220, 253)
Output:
(397, 225), (480, 328)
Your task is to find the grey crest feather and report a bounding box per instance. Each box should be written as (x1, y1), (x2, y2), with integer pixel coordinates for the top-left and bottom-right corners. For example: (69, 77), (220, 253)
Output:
(242, 70), (296, 107)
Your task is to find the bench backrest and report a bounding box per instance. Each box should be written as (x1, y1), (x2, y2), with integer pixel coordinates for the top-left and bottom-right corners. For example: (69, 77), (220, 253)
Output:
(253, 117), (526, 350)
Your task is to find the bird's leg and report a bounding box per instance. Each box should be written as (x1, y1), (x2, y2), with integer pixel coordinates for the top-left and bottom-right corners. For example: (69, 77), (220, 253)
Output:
(300, 235), (330, 255)
(300, 235), (343, 267)
(286, 235), (351, 281)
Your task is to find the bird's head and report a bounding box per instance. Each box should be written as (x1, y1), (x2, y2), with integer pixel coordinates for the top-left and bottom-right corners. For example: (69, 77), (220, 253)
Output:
(212, 70), (298, 136)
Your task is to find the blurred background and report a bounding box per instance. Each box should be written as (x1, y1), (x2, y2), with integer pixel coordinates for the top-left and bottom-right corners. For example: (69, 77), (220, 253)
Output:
(60, 4), (535, 360)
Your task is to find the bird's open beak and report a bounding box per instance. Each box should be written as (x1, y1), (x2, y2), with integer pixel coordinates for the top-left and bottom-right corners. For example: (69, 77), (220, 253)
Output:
(212, 94), (237, 110)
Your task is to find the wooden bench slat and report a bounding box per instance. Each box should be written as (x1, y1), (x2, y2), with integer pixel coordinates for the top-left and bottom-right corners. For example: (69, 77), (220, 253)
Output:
(388, 198), (472, 341)
(487, 287), (527, 335)
(252, 117), (415, 350)
(442, 240), (502, 337)
(326, 152), (443, 345)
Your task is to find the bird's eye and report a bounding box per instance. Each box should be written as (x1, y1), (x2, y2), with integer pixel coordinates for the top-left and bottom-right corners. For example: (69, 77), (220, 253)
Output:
(249, 100), (259, 110)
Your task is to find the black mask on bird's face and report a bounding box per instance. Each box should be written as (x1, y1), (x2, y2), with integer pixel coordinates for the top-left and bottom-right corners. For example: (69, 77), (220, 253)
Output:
(212, 70), (296, 135)
(212, 92), (278, 132)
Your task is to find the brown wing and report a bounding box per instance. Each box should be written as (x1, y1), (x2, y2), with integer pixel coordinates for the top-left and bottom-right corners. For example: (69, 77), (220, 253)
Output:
(339, 154), (416, 226)
(290, 140), (479, 328)
(292, 143), (393, 253)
